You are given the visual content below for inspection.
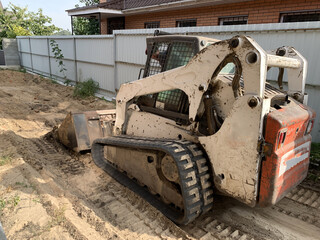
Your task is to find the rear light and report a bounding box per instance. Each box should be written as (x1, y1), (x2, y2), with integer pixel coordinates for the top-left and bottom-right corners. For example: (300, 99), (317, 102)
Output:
(277, 130), (287, 149)
(305, 119), (314, 135)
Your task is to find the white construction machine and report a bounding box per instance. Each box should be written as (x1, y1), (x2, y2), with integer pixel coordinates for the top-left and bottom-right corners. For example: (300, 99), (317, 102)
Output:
(58, 32), (315, 224)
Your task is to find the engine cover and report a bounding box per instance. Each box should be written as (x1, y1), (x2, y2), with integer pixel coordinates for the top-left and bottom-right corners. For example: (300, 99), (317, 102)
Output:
(258, 103), (315, 206)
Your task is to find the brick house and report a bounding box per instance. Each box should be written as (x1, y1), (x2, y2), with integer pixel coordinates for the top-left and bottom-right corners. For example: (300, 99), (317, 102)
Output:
(66, 0), (320, 34)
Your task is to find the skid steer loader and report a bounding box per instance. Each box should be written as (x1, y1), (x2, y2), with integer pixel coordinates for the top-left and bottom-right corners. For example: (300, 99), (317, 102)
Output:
(58, 33), (315, 224)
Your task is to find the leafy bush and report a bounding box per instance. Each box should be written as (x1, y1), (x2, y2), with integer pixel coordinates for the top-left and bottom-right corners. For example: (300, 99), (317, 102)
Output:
(73, 79), (99, 98)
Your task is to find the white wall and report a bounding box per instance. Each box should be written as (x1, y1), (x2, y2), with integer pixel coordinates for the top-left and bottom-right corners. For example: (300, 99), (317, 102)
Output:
(3, 38), (20, 65)
(17, 22), (320, 142)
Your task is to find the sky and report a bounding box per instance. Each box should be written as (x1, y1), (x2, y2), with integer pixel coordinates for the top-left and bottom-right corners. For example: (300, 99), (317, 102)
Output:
(1, 0), (82, 31)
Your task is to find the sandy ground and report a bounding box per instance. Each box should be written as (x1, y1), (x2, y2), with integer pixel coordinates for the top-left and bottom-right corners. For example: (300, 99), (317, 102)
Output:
(0, 69), (320, 240)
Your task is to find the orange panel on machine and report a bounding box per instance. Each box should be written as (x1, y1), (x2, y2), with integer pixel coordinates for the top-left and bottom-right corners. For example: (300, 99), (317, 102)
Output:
(258, 103), (315, 207)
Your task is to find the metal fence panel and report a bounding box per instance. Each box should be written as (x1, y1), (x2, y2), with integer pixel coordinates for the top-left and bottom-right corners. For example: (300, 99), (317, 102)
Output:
(305, 85), (320, 143)
(20, 53), (32, 69)
(116, 62), (142, 89)
(77, 62), (114, 93)
(49, 39), (75, 60)
(116, 34), (148, 65)
(18, 38), (30, 53)
(32, 55), (50, 74)
(30, 39), (48, 56)
(76, 38), (114, 65)
(50, 58), (76, 81)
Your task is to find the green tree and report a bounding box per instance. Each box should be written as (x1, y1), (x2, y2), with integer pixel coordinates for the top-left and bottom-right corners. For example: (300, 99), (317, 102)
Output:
(0, 3), (61, 48)
(54, 30), (72, 36)
(72, 0), (100, 35)
(26, 8), (61, 36)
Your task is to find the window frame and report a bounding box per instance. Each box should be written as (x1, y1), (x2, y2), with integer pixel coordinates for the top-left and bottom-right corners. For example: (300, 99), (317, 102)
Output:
(176, 19), (197, 27)
(218, 15), (248, 26)
(144, 21), (160, 29)
(279, 10), (320, 23)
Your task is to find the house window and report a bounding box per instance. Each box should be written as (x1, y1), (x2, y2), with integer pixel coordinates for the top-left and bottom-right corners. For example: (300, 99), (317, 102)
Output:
(144, 21), (160, 28)
(176, 19), (197, 27)
(280, 10), (320, 23)
(219, 15), (248, 25)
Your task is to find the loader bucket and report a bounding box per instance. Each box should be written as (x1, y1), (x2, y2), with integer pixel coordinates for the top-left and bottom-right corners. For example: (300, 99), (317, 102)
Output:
(57, 110), (116, 152)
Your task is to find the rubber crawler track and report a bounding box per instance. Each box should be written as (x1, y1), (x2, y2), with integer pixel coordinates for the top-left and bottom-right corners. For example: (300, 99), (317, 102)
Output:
(286, 186), (320, 209)
(91, 136), (214, 225)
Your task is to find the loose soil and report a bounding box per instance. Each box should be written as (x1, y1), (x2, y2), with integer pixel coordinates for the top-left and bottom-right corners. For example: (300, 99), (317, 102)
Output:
(0, 69), (319, 240)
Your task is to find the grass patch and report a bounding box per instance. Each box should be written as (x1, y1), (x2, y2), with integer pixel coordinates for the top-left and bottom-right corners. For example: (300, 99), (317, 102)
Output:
(51, 206), (66, 226)
(73, 78), (99, 98)
(15, 181), (36, 191)
(50, 78), (58, 84)
(15, 182), (29, 188)
(64, 79), (71, 86)
(100, 96), (107, 101)
(0, 155), (12, 166)
(19, 68), (27, 73)
(0, 195), (20, 211)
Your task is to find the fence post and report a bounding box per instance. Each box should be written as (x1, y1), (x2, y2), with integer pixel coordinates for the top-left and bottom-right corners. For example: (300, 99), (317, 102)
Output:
(74, 37), (78, 83)
(47, 38), (52, 78)
(28, 37), (34, 72)
(17, 38), (22, 67)
(113, 33), (118, 93)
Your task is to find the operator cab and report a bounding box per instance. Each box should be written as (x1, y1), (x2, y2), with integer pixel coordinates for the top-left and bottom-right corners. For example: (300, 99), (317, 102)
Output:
(137, 34), (233, 130)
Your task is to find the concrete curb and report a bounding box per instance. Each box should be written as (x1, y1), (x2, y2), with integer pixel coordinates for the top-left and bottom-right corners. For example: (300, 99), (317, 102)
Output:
(0, 65), (21, 70)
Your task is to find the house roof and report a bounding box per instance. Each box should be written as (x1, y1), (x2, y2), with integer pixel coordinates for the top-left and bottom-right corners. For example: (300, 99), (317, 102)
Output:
(66, 0), (182, 13)
(66, 0), (252, 18)
(97, 0), (183, 10)
(97, 0), (123, 10)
